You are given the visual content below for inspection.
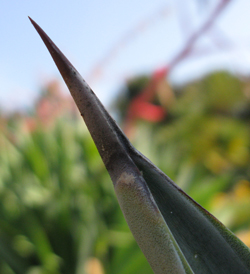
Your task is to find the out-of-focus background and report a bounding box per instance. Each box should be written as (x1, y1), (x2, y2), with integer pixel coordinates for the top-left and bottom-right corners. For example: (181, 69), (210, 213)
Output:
(1, 0), (250, 273)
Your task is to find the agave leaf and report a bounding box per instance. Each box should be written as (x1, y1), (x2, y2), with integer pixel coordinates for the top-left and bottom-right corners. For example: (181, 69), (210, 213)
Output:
(29, 18), (250, 274)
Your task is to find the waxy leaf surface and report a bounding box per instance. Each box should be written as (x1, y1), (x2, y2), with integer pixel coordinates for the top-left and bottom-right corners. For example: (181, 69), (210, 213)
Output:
(29, 18), (250, 274)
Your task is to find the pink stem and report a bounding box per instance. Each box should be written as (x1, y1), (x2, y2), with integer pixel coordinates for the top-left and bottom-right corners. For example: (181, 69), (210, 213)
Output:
(167, 0), (232, 74)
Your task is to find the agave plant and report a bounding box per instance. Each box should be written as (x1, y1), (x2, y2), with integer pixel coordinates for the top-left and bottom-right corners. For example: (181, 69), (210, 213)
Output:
(29, 18), (250, 273)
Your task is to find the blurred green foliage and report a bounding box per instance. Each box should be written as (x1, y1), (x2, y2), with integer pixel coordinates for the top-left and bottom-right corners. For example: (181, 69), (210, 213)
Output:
(0, 71), (250, 273)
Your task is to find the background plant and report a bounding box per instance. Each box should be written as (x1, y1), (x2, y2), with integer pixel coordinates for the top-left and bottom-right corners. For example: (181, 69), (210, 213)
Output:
(1, 70), (250, 273)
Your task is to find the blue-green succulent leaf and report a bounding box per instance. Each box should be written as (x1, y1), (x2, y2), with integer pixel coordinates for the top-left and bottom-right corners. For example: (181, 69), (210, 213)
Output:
(29, 17), (250, 274)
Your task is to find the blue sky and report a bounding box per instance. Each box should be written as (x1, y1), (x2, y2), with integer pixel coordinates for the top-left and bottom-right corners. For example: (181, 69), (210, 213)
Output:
(1, 0), (250, 111)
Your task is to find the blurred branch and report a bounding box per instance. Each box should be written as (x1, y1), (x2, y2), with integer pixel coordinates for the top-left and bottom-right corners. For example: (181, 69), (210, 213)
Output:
(86, 5), (171, 83)
(168, 0), (232, 72)
(124, 0), (232, 135)
(163, 0), (235, 76)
